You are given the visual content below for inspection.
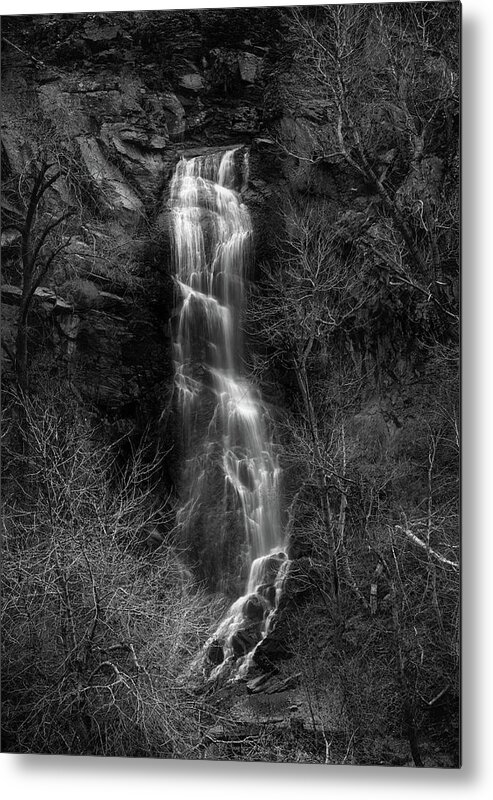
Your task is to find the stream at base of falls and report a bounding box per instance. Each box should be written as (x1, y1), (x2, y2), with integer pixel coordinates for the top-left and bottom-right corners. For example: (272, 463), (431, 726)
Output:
(170, 147), (285, 672)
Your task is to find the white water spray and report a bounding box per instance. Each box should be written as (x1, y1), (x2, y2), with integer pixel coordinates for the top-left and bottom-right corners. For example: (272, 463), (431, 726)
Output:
(171, 149), (282, 581)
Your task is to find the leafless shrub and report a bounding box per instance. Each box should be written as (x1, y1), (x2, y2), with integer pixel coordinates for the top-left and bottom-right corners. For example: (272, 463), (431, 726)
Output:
(1, 395), (222, 756)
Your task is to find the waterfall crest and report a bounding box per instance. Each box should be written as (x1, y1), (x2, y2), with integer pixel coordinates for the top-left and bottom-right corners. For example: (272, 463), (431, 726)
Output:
(171, 148), (282, 595)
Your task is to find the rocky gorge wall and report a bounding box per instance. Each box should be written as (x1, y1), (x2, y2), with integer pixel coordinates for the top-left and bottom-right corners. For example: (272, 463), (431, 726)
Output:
(2, 8), (429, 433)
(1, 8), (460, 549)
(1, 8), (328, 687)
(1, 10), (287, 441)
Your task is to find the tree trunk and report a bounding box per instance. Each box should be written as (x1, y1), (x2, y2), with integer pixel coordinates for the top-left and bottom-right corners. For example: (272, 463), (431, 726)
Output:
(294, 356), (340, 608)
(390, 580), (423, 767)
(15, 318), (29, 395)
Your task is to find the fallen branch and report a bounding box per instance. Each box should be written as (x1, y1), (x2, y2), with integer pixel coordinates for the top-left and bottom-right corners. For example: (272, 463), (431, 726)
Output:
(395, 526), (459, 570)
(1, 36), (67, 77)
(419, 685), (450, 707)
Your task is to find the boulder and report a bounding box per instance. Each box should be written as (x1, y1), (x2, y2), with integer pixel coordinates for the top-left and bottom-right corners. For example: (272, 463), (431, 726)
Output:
(206, 640), (224, 666)
(242, 594), (266, 623)
(256, 583), (276, 607)
(179, 73), (204, 92)
(248, 552), (286, 592)
(250, 558), (318, 670)
(82, 20), (120, 43)
(230, 624), (261, 659)
(1, 229), (22, 248)
(237, 52), (263, 84)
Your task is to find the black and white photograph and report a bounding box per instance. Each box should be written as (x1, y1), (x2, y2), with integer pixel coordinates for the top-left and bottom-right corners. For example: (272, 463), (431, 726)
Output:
(1, 0), (462, 776)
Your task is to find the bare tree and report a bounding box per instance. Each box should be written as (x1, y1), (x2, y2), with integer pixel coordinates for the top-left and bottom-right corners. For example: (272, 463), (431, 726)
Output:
(1, 393), (223, 756)
(3, 157), (75, 392)
(279, 3), (459, 302)
(250, 198), (373, 609)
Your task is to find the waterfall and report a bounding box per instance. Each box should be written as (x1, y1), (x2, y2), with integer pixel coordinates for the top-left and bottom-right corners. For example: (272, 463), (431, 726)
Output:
(171, 149), (282, 600)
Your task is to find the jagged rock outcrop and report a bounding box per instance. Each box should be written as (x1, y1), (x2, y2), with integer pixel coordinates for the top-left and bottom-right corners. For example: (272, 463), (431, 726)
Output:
(251, 557), (319, 671)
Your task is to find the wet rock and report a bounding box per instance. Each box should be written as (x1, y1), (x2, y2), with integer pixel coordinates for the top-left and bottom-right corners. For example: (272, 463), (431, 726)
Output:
(230, 625), (261, 659)
(248, 552), (286, 590)
(242, 594), (265, 623)
(206, 640), (224, 666)
(256, 583), (276, 607)
(250, 558), (318, 670)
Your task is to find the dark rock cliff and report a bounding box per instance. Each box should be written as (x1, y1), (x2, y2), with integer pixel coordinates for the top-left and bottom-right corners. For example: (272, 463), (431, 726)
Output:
(1, 5), (459, 530)
(1, 10), (287, 440)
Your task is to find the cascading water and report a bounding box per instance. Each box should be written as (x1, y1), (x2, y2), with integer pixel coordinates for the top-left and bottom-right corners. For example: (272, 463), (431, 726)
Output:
(171, 148), (285, 671)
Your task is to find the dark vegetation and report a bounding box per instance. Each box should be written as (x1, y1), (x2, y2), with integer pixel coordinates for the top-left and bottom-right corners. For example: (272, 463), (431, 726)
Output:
(1, 4), (459, 765)
(247, 3), (459, 766)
